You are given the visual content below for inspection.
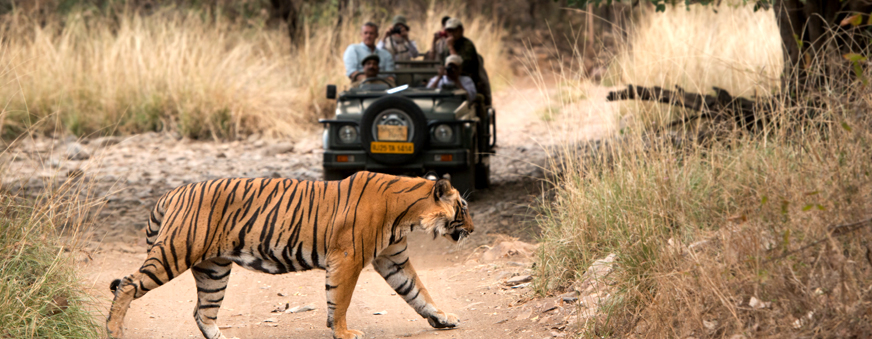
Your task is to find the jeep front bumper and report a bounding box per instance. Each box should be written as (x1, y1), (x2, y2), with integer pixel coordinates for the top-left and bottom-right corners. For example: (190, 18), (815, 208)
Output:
(323, 149), (471, 171)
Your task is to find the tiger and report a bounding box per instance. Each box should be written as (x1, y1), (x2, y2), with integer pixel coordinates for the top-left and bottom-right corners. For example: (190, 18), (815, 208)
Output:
(105, 171), (473, 339)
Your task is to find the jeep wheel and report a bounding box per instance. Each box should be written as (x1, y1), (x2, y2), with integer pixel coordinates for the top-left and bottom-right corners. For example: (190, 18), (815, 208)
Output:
(450, 165), (476, 197)
(475, 161), (490, 189)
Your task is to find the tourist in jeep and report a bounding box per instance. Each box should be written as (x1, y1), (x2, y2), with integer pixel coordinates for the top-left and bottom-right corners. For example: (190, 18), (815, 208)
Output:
(377, 15), (419, 62)
(438, 18), (481, 86)
(351, 54), (396, 88)
(425, 16), (452, 61)
(427, 55), (476, 101)
(343, 22), (395, 83)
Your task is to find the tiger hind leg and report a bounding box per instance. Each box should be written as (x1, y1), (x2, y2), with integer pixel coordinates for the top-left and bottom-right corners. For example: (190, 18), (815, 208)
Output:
(106, 245), (176, 338)
(372, 241), (459, 329)
(191, 258), (233, 339)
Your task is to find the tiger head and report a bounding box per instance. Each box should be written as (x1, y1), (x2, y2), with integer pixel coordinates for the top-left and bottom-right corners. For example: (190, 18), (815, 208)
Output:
(420, 179), (474, 242)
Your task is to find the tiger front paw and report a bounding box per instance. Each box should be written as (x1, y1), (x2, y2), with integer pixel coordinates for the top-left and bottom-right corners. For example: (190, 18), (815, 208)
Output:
(332, 328), (364, 339)
(106, 325), (123, 339)
(427, 311), (459, 329)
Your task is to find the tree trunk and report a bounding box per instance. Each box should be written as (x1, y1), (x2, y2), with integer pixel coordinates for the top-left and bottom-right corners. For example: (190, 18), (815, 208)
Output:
(269, 0), (300, 48)
(773, 0), (871, 92)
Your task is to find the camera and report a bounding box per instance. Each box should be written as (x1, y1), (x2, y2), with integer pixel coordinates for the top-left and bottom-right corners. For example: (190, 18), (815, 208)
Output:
(389, 24), (404, 36)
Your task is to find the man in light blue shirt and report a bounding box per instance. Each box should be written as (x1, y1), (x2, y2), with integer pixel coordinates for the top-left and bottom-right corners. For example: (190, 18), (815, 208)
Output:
(344, 22), (395, 83)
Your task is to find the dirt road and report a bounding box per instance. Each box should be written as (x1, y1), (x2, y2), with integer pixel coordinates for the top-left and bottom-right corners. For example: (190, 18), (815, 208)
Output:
(6, 77), (618, 338)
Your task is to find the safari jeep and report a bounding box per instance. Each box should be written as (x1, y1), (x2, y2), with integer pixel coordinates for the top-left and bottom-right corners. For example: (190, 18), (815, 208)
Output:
(320, 60), (496, 195)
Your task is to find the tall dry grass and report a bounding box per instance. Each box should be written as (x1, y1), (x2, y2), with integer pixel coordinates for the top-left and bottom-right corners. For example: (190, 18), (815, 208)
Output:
(601, 3), (783, 128)
(536, 3), (872, 337)
(0, 4), (508, 140)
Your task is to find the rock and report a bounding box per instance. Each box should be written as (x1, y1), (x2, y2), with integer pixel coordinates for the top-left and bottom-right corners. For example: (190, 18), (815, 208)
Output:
(263, 317), (278, 323)
(373, 310), (387, 315)
(92, 136), (123, 147)
(481, 240), (538, 263)
(65, 142), (90, 160)
(272, 303), (289, 313)
(46, 294), (69, 316)
(285, 304), (316, 314)
(506, 275), (533, 286)
(247, 133), (261, 143)
(703, 320), (717, 330)
(748, 296), (770, 309)
(67, 169), (85, 179)
(262, 142), (295, 157)
(573, 253), (618, 291)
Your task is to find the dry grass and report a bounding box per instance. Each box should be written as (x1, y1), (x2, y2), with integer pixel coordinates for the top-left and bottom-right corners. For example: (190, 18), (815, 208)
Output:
(0, 4), (508, 140)
(601, 3), (783, 128)
(0, 143), (104, 338)
(535, 3), (872, 338)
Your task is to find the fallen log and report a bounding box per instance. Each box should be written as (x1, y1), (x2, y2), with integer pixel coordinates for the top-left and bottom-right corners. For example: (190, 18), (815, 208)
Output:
(606, 85), (776, 130)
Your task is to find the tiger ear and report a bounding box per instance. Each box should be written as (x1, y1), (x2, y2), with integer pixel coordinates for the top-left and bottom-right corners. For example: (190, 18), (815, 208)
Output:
(433, 179), (453, 201)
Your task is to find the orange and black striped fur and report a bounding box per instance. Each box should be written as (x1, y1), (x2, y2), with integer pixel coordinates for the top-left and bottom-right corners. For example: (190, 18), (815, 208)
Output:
(106, 171), (473, 339)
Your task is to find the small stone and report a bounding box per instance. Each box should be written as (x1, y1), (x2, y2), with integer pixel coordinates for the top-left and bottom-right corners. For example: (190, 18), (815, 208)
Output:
(263, 317), (278, 323)
(272, 303), (289, 313)
(506, 275), (533, 286)
(703, 320), (717, 330)
(373, 310), (387, 315)
(92, 136), (123, 147)
(285, 305), (316, 313)
(65, 142), (90, 160)
(263, 142), (295, 157)
(748, 296), (770, 309)
(277, 292), (287, 297)
(67, 169), (85, 178)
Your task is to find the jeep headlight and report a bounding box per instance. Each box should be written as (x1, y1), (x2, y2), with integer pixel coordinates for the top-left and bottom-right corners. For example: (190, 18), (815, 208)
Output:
(338, 125), (358, 144)
(433, 124), (453, 143)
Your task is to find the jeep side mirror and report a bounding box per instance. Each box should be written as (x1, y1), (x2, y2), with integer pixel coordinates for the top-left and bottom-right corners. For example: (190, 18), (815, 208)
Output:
(326, 85), (337, 100)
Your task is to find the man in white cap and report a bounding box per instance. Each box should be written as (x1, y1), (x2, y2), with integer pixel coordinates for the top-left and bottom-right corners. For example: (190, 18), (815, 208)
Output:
(426, 55), (476, 101)
(343, 22), (395, 83)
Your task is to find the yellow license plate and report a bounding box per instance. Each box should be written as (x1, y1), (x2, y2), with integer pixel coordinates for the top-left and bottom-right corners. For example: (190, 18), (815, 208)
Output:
(377, 125), (408, 141)
(370, 142), (414, 154)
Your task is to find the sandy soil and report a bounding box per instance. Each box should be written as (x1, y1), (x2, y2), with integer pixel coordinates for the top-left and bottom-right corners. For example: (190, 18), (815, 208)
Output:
(4, 76), (619, 338)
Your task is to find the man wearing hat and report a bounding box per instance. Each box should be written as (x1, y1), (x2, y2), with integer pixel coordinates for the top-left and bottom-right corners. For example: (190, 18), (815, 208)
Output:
(343, 22), (395, 83)
(377, 15), (419, 62)
(351, 54), (396, 88)
(426, 55), (476, 101)
(439, 18), (481, 84)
